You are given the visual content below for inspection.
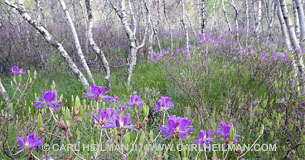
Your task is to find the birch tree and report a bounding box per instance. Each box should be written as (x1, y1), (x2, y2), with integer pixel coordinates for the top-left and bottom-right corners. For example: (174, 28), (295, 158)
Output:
(279, 0), (305, 95)
(58, 0), (95, 85)
(0, 79), (10, 105)
(109, 0), (146, 88)
(85, 0), (111, 92)
(180, 0), (189, 51)
(254, 0), (262, 34)
(293, 0), (300, 40)
(221, 0), (232, 32)
(295, 0), (305, 48)
(200, 0), (206, 34)
(5, 0), (90, 91)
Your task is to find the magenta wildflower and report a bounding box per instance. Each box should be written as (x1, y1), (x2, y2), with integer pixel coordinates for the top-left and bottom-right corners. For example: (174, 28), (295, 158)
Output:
(278, 97), (285, 104)
(83, 85), (112, 103)
(193, 130), (215, 149)
(11, 66), (25, 75)
(160, 115), (194, 141)
(126, 95), (144, 109)
(110, 113), (138, 132)
(34, 90), (62, 110)
(14, 134), (44, 155)
(153, 96), (174, 115)
(91, 108), (116, 128)
(214, 123), (241, 143)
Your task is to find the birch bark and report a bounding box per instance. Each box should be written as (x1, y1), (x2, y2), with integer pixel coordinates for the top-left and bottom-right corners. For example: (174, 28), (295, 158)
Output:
(110, 0), (146, 88)
(254, 0), (262, 34)
(5, 0), (90, 91)
(279, 0), (305, 95)
(181, 0), (189, 51)
(0, 79), (10, 105)
(58, 0), (95, 85)
(85, 0), (111, 92)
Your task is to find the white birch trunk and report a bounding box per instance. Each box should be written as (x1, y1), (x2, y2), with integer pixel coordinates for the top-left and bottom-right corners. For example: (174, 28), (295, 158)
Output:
(0, 79), (10, 105)
(254, 0), (262, 34)
(185, 11), (197, 36)
(85, 0), (111, 92)
(279, 0), (305, 95)
(110, 0), (146, 88)
(181, 0), (189, 51)
(221, 0), (232, 32)
(5, 0), (90, 91)
(293, 0), (300, 40)
(295, 0), (305, 47)
(246, 0), (249, 39)
(58, 0), (95, 85)
(200, 0), (206, 34)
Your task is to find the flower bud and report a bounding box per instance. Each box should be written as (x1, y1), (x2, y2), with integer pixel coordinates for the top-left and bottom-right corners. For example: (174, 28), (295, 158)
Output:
(64, 108), (71, 121)
(38, 113), (43, 128)
(139, 131), (145, 144)
(229, 125), (236, 142)
(51, 80), (56, 90)
(143, 104), (149, 117)
(34, 71), (37, 80)
(149, 130), (154, 142)
(76, 129), (81, 141)
(75, 96), (80, 115)
(18, 74), (22, 82)
(260, 124), (264, 135)
(124, 132), (130, 146)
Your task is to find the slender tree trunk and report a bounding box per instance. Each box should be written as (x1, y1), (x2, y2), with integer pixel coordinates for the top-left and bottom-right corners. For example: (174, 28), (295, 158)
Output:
(185, 11), (197, 36)
(5, 0), (90, 91)
(279, 0), (305, 95)
(254, 0), (262, 34)
(210, 0), (217, 30)
(295, 0), (305, 48)
(246, 0), (249, 39)
(85, 0), (111, 92)
(278, 3), (292, 50)
(110, 0), (146, 88)
(221, 0), (232, 32)
(58, 0), (95, 85)
(200, 0), (206, 34)
(0, 79), (10, 105)
(181, 0), (189, 51)
(293, 0), (300, 40)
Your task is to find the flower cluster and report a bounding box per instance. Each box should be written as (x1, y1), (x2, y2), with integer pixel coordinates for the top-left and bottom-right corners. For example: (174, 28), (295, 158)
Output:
(11, 66), (25, 75)
(15, 134), (44, 155)
(34, 90), (62, 110)
(153, 96), (174, 115)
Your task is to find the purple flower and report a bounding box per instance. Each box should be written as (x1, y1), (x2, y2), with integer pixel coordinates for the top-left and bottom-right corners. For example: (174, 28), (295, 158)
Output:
(252, 98), (260, 105)
(91, 108), (116, 128)
(153, 96), (174, 115)
(259, 53), (266, 59)
(11, 66), (25, 75)
(83, 85), (112, 103)
(278, 97), (285, 104)
(34, 90), (62, 110)
(117, 105), (125, 112)
(14, 134), (44, 155)
(291, 79), (296, 87)
(214, 123), (241, 143)
(193, 130), (215, 149)
(110, 113), (138, 132)
(160, 115), (194, 141)
(126, 95), (144, 109)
